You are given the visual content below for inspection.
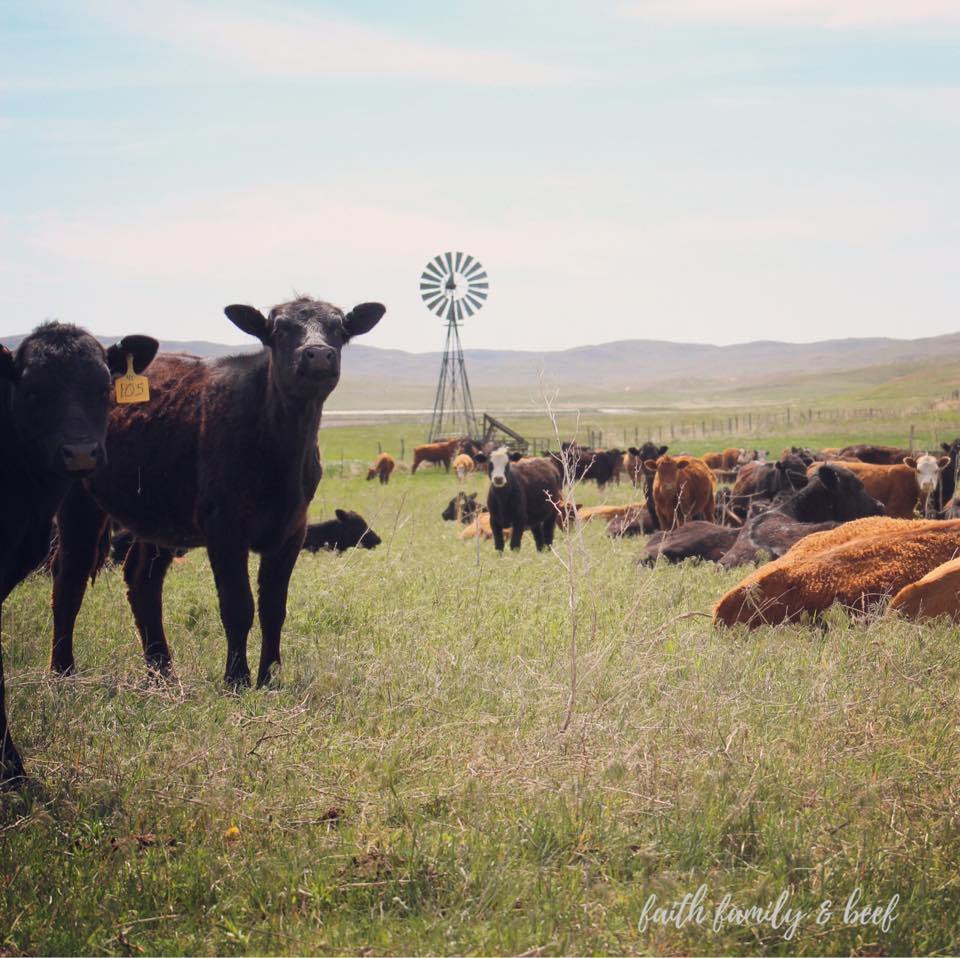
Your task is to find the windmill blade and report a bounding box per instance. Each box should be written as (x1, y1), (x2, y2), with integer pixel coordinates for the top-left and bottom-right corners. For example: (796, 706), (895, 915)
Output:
(423, 263), (444, 282)
(444, 251), (455, 275)
(433, 254), (447, 275)
(460, 254), (475, 275)
(424, 293), (446, 313)
(465, 293), (485, 312)
(463, 260), (484, 279)
(454, 251), (464, 274)
(469, 282), (489, 291)
(420, 280), (442, 292)
(462, 299), (475, 318)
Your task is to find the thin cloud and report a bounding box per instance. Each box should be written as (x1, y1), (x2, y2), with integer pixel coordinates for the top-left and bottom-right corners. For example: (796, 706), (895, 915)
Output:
(80, 0), (575, 86)
(619, 0), (960, 29)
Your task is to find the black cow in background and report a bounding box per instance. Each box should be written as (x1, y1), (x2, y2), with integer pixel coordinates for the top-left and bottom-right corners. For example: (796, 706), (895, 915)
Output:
(487, 447), (562, 552)
(442, 491), (484, 523)
(1, 323), (157, 782)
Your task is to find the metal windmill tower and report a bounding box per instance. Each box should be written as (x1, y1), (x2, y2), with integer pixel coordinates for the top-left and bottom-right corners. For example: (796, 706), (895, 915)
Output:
(420, 251), (487, 441)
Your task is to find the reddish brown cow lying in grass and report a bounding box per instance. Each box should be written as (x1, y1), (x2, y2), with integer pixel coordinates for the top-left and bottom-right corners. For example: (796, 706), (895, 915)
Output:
(412, 438), (460, 473)
(714, 516), (960, 628)
(51, 296), (384, 688)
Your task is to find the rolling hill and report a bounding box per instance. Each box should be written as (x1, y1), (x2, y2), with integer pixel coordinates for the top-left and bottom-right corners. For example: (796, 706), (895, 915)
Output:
(4, 330), (960, 410)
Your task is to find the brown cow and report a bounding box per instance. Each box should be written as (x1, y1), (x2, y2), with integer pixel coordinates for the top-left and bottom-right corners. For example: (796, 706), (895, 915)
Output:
(452, 452), (475, 481)
(643, 454), (716, 530)
(714, 516), (960, 628)
(412, 437), (460, 473)
(886, 556), (960, 622)
(366, 452), (395, 485)
(807, 458), (948, 520)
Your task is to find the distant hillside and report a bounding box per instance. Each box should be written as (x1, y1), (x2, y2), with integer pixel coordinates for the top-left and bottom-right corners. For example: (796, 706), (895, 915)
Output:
(4, 330), (960, 410)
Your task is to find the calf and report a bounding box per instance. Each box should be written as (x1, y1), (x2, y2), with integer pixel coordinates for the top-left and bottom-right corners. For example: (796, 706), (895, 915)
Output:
(452, 453), (475, 481)
(302, 510), (381, 552)
(412, 437), (460, 473)
(366, 452), (395, 485)
(442, 491), (483, 523)
(487, 447), (561, 551)
(51, 296), (384, 689)
(643, 454), (715, 530)
(623, 443), (667, 489)
(1, 323), (157, 781)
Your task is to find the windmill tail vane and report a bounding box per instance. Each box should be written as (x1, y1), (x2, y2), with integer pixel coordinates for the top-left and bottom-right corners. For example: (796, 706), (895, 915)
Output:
(421, 252), (487, 442)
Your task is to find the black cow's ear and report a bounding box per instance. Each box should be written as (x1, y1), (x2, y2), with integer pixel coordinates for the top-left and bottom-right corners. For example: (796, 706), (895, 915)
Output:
(659, 445), (669, 456)
(0, 346), (17, 383)
(818, 465), (839, 489)
(628, 447), (639, 456)
(335, 508), (348, 522)
(344, 303), (385, 340)
(775, 460), (785, 472)
(943, 442), (952, 453)
(106, 335), (159, 376)
(225, 305), (273, 344)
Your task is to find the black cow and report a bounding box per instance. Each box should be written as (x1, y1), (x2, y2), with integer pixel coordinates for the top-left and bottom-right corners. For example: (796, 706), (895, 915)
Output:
(442, 491), (483, 523)
(719, 464), (884, 568)
(730, 455), (808, 520)
(487, 448), (561, 551)
(1, 323), (157, 782)
(51, 296), (384, 689)
(302, 510), (381, 552)
(935, 439), (960, 511)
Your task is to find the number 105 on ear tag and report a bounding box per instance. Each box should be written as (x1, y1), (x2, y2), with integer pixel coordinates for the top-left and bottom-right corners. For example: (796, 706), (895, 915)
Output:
(115, 353), (150, 404)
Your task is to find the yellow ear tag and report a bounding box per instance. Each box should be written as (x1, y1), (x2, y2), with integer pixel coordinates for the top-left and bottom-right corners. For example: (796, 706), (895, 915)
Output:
(115, 353), (150, 404)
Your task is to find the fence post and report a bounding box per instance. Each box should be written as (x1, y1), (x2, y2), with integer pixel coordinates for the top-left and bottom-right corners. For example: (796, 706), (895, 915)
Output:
(909, 425), (915, 452)
(377, 440), (382, 455)
(400, 438), (405, 461)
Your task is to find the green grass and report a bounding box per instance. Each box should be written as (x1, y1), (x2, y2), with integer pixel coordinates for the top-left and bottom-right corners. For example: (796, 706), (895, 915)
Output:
(3, 423), (960, 955)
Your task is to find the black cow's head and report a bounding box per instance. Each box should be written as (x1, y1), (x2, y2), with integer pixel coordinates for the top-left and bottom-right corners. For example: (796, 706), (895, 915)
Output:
(334, 508), (381, 550)
(1, 323), (157, 476)
(224, 297), (385, 401)
(817, 464), (885, 521)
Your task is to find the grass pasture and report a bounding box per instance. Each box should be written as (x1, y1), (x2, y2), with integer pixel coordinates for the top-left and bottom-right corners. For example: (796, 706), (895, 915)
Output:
(3, 432), (960, 955)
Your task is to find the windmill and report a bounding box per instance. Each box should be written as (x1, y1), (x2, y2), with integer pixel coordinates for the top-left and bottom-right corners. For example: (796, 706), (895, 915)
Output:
(420, 251), (487, 441)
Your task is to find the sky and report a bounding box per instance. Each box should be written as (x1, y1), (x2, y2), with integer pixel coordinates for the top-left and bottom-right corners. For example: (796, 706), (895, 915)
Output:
(2, 0), (960, 352)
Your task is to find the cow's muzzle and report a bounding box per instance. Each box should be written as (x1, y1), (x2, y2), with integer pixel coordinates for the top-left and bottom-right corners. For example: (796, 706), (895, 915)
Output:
(492, 476), (507, 488)
(60, 440), (104, 473)
(300, 345), (338, 377)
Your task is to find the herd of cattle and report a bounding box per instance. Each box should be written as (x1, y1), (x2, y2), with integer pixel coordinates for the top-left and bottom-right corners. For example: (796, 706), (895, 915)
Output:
(4, 302), (960, 785)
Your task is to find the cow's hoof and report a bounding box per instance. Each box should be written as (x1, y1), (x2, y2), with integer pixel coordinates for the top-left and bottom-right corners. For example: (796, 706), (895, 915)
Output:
(145, 655), (173, 678)
(224, 670), (252, 691)
(50, 659), (76, 677)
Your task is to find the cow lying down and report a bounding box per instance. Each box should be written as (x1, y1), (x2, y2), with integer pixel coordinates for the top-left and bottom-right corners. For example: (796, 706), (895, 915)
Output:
(302, 510), (381, 552)
(714, 517), (960, 628)
(644, 464), (883, 567)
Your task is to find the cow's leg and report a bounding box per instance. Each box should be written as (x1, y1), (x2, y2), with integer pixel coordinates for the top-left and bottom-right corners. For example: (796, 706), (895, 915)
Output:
(532, 524), (545, 551)
(255, 529), (304, 687)
(491, 519), (505, 552)
(123, 541), (175, 673)
(206, 535), (254, 687)
(51, 485), (109, 675)
(702, 494), (716, 524)
(543, 511), (557, 548)
(0, 621), (25, 784)
(510, 523), (524, 551)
